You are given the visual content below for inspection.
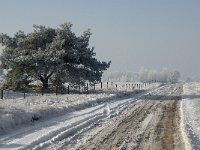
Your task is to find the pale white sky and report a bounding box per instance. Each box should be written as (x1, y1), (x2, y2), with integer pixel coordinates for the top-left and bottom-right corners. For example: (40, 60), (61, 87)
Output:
(0, 0), (200, 79)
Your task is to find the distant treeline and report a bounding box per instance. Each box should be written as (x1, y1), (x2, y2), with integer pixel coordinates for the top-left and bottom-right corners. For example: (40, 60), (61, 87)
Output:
(103, 68), (180, 83)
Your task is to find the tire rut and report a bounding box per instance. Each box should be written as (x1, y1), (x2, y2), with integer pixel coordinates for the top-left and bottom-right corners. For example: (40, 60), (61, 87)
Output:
(71, 84), (186, 150)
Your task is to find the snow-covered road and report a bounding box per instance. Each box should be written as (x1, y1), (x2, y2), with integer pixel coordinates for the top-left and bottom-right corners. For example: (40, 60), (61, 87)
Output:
(71, 84), (185, 150)
(0, 84), (167, 150)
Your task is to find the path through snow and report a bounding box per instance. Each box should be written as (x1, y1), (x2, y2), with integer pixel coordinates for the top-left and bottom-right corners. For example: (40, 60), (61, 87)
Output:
(0, 84), (164, 150)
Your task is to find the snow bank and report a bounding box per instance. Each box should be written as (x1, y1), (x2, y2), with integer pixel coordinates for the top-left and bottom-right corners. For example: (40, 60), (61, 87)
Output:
(182, 82), (200, 150)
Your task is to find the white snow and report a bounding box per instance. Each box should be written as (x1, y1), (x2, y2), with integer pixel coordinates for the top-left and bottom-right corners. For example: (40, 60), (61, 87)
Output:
(0, 82), (161, 149)
(0, 92), (114, 135)
(182, 82), (200, 150)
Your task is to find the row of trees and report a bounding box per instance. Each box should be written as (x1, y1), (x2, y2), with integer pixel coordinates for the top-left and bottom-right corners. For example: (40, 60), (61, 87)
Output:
(0, 22), (111, 90)
(103, 68), (180, 83)
(138, 67), (180, 83)
(103, 72), (138, 82)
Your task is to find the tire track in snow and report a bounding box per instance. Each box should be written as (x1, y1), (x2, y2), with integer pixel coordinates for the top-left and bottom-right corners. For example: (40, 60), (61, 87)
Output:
(31, 85), (169, 150)
(54, 85), (171, 150)
(73, 84), (185, 150)
(0, 84), (167, 150)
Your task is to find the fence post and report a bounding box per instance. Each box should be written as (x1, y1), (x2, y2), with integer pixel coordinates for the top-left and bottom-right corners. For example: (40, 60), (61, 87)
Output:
(87, 83), (89, 94)
(41, 88), (44, 96)
(101, 82), (102, 89)
(107, 82), (108, 89)
(68, 85), (70, 94)
(24, 91), (26, 99)
(56, 85), (58, 95)
(79, 85), (81, 94)
(1, 89), (3, 99)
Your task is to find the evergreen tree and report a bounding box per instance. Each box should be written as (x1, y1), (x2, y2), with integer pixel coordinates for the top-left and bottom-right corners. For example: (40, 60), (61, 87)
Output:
(0, 22), (111, 89)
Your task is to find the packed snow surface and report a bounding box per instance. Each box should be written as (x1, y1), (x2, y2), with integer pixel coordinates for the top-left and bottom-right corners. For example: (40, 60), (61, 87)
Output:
(182, 82), (200, 150)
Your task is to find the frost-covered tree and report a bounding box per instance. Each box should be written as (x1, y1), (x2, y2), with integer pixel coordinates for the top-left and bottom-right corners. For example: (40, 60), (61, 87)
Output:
(0, 22), (111, 89)
(138, 67), (180, 83)
(139, 67), (148, 82)
(102, 72), (138, 82)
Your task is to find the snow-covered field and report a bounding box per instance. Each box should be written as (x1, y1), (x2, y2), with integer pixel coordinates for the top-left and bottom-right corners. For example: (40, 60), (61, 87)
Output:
(6, 81), (200, 150)
(0, 82), (159, 134)
(0, 82), (161, 149)
(182, 82), (200, 150)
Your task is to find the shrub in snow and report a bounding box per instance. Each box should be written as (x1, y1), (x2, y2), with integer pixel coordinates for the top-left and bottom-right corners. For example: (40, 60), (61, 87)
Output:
(31, 114), (40, 121)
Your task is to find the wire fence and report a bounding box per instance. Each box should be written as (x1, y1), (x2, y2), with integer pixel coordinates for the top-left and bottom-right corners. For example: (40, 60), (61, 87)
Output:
(0, 80), (158, 99)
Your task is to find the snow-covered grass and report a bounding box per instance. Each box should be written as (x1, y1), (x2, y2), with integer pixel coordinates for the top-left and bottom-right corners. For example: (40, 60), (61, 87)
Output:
(0, 93), (110, 134)
(0, 82), (160, 135)
(182, 82), (200, 150)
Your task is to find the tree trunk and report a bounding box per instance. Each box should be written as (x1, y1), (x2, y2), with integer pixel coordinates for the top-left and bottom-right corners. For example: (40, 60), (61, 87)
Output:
(39, 71), (54, 89)
(40, 75), (49, 89)
(42, 78), (48, 89)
